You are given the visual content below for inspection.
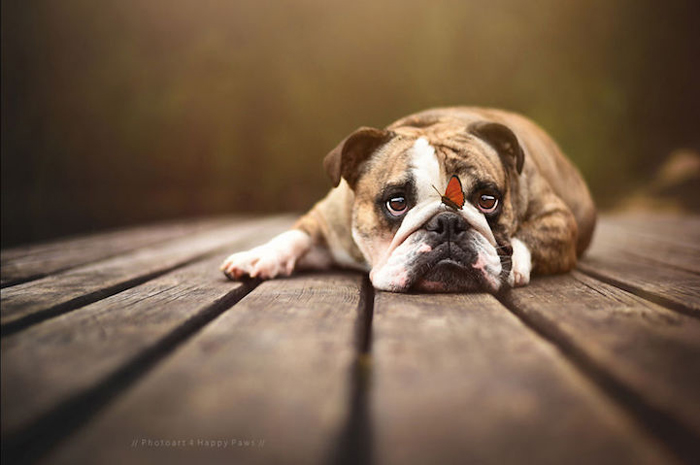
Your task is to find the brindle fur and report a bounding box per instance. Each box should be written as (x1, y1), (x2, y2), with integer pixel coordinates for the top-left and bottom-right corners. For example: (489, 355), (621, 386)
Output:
(296, 106), (596, 281)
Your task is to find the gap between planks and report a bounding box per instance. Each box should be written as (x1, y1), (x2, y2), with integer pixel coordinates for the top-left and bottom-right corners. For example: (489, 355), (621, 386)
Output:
(0, 216), (294, 336)
(1, 264), (263, 465)
(577, 263), (700, 320)
(0, 217), (240, 288)
(1, 219), (297, 464)
(34, 272), (372, 465)
(577, 215), (700, 319)
(496, 271), (700, 465)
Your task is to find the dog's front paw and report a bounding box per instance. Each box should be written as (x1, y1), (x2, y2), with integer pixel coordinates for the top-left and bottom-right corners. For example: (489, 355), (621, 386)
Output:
(220, 230), (312, 281)
(220, 248), (292, 280)
(507, 238), (532, 287)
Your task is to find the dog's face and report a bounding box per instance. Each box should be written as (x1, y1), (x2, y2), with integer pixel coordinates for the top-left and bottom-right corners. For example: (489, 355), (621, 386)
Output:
(325, 120), (525, 292)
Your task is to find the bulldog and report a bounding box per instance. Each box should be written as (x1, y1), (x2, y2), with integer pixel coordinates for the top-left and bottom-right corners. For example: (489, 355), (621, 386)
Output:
(221, 107), (596, 292)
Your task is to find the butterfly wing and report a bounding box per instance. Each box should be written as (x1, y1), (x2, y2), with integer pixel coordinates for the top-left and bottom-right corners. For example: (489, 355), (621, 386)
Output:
(443, 175), (465, 209)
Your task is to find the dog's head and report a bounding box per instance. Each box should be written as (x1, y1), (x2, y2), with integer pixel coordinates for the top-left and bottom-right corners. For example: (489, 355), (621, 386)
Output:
(324, 117), (526, 292)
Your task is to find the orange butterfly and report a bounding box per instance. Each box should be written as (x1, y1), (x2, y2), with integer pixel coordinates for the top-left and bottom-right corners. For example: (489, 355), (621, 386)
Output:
(433, 175), (465, 210)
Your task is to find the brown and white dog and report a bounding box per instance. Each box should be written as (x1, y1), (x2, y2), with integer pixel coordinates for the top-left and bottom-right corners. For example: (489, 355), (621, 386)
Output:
(221, 107), (596, 292)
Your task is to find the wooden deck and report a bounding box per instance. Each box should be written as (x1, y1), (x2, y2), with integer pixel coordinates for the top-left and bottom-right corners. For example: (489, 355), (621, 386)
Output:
(1, 213), (699, 465)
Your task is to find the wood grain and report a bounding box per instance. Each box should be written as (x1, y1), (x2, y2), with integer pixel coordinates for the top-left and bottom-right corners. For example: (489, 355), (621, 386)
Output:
(600, 213), (700, 247)
(1, 217), (235, 287)
(1, 223), (286, 442)
(0, 216), (294, 332)
(39, 272), (369, 465)
(502, 271), (700, 456)
(579, 216), (700, 316)
(3, 212), (699, 465)
(591, 217), (700, 274)
(371, 292), (674, 465)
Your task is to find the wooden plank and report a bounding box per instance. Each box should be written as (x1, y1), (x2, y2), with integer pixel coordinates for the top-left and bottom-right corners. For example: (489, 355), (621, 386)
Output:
(371, 292), (675, 465)
(39, 272), (368, 465)
(500, 271), (700, 455)
(578, 249), (700, 317)
(1, 221), (289, 452)
(0, 216), (294, 333)
(600, 213), (700, 246)
(579, 216), (700, 316)
(0, 217), (235, 288)
(592, 217), (700, 274)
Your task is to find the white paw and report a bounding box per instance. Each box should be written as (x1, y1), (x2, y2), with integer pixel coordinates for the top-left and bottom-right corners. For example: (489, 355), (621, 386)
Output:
(220, 230), (311, 281)
(507, 238), (532, 288)
(220, 248), (294, 280)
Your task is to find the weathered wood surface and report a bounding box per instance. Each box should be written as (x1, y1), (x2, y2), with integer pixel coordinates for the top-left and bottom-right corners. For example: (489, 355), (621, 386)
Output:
(0, 213), (699, 465)
(579, 215), (700, 316)
(2, 246), (277, 442)
(0, 216), (293, 333)
(501, 272), (700, 456)
(591, 218), (700, 274)
(371, 292), (671, 465)
(42, 273), (369, 465)
(598, 213), (700, 246)
(0, 217), (235, 288)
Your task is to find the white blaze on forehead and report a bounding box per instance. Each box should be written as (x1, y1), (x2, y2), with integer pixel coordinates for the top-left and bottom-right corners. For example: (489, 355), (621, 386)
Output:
(410, 137), (442, 201)
(407, 136), (496, 246)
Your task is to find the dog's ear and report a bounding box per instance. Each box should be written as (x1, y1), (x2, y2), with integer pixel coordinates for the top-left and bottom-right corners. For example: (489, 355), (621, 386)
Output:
(324, 127), (394, 188)
(469, 122), (525, 175)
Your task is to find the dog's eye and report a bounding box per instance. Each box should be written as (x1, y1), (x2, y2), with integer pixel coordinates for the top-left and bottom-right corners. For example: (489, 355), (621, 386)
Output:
(475, 190), (499, 213)
(386, 196), (408, 216)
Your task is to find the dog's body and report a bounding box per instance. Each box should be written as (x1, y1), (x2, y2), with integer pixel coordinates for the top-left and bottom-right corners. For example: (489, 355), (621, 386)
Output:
(222, 107), (596, 292)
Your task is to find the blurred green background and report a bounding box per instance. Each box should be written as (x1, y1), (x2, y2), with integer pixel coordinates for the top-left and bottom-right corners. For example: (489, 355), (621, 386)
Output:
(2, 0), (699, 247)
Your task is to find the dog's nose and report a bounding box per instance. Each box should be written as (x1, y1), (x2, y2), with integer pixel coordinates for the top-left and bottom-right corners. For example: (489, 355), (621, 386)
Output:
(425, 212), (468, 241)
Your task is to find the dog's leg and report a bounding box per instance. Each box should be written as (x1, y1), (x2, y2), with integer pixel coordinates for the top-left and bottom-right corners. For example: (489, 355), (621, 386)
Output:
(509, 194), (578, 287)
(220, 229), (318, 280)
(221, 191), (349, 281)
(508, 237), (532, 287)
